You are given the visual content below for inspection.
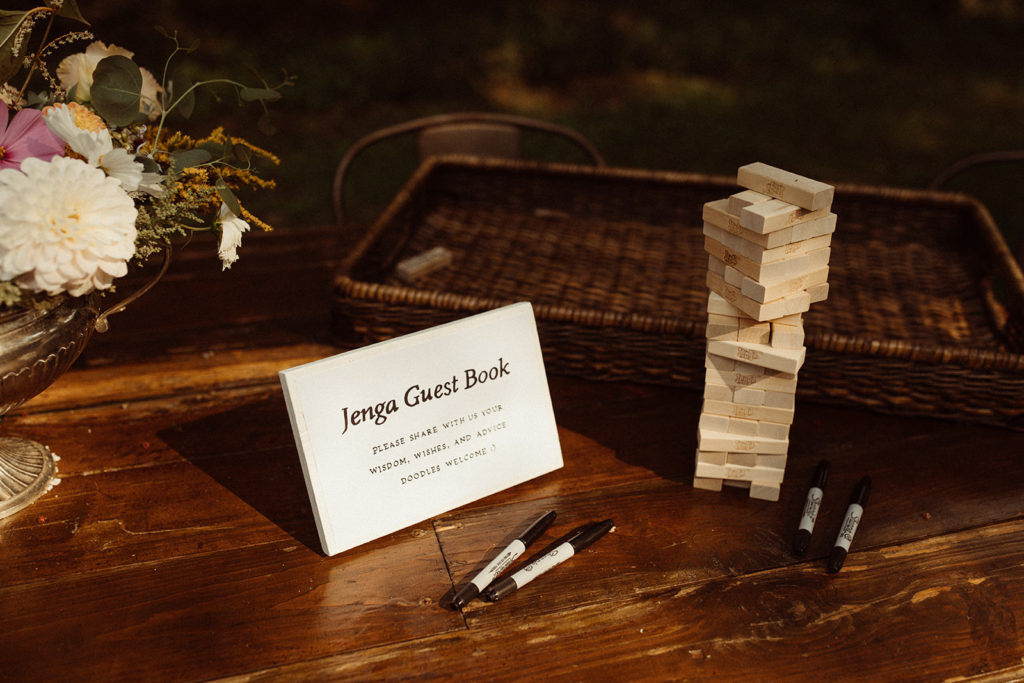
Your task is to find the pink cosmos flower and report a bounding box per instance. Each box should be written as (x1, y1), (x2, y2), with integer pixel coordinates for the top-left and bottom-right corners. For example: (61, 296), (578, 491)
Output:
(0, 108), (65, 170)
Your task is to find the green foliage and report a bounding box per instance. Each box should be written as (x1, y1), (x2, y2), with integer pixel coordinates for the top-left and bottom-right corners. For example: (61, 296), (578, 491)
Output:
(0, 10), (31, 83)
(91, 55), (143, 125)
(54, 0), (88, 26)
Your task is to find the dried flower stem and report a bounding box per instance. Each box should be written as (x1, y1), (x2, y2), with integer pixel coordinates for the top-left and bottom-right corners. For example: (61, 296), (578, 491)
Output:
(18, 7), (57, 97)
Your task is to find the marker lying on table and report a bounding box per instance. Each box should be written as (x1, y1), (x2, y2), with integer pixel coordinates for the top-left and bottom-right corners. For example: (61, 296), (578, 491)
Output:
(828, 476), (871, 573)
(451, 510), (556, 609)
(792, 460), (830, 556)
(482, 519), (614, 602)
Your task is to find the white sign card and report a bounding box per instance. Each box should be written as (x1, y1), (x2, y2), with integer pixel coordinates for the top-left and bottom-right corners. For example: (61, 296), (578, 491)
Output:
(279, 303), (564, 556)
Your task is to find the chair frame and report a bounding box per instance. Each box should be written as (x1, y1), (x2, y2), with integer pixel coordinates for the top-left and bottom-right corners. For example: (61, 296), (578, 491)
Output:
(331, 112), (606, 227)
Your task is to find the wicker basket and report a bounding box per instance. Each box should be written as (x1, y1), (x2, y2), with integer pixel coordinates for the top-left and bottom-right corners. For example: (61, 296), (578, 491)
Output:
(332, 156), (1024, 428)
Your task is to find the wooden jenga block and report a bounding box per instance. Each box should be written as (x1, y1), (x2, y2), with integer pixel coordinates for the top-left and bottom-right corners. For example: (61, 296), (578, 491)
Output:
(704, 200), (835, 251)
(694, 460), (786, 484)
(705, 236), (812, 283)
(695, 449), (727, 466)
(698, 412), (730, 433)
(727, 189), (771, 214)
(740, 266), (829, 304)
(764, 390), (796, 410)
(727, 416), (759, 436)
(707, 290), (743, 317)
(790, 212), (838, 243)
(707, 361), (768, 383)
(706, 339), (806, 374)
(705, 353), (736, 372)
(739, 200), (831, 235)
(773, 312), (803, 325)
(706, 312), (740, 341)
(702, 398), (795, 425)
(737, 162), (834, 211)
(735, 359), (794, 376)
(707, 254), (726, 277)
(726, 452), (758, 467)
(759, 235), (833, 266)
(757, 420), (790, 440)
(707, 367), (798, 393)
(770, 321), (805, 350)
(723, 264), (745, 288)
(749, 481), (781, 501)
(707, 271), (812, 322)
(756, 454), (788, 469)
(724, 480), (751, 489)
(807, 246), (831, 270)
(732, 386), (766, 405)
(703, 383), (734, 402)
(697, 428), (790, 455)
(394, 246), (454, 282)
(693, 475), (724, 492)
(808, 282), (829, 303)
(737, 319), (772, 344)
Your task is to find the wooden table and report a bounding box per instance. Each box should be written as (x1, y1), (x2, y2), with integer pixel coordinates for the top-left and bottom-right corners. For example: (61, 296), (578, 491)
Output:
(3, 226), (1023, 681)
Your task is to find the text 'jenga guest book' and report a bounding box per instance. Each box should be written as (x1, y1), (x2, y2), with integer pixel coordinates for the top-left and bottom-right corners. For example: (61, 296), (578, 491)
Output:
(280, 303), (563, 555)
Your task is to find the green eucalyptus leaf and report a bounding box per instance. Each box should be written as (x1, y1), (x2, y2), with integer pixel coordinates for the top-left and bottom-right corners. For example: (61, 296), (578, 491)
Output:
(91, 55), (143, 126)
(231, 144), (252, 165)
(170, 148), (212, 170)
(239, 86), (281, 103)
(215, 176), (242, 216)
(135, 155), (161, 173)
(196, 140), (226, 159)
(0, 10), (27, 44)
(0, 10), (29, 83)
(55, 0), (89, 25)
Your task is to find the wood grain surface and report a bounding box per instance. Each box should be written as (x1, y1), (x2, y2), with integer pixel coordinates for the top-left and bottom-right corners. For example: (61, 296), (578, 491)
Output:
(2, 227), (1023, 682)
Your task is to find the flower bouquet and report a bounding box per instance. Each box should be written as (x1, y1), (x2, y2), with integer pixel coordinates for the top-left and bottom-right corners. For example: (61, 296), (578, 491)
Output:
(0, 0), (291, 518)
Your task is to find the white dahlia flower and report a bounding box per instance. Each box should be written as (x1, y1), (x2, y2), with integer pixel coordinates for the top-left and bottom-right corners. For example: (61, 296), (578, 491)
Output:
(0, 156), (138, 297)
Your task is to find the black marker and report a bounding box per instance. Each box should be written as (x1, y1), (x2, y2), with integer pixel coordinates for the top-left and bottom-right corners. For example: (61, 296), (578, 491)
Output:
(482, 519), (614, 601)
(828, 476), (871, 573)
(792, 460), (830, 556)
(451, 510), (556, 609)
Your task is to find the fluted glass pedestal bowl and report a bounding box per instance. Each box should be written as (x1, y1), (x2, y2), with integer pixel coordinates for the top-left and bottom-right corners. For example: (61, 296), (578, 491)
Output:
(0, 295), (100, 519)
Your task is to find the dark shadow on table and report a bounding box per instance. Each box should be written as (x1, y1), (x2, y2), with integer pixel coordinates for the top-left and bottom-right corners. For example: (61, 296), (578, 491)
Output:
(157, 396), (322, 553)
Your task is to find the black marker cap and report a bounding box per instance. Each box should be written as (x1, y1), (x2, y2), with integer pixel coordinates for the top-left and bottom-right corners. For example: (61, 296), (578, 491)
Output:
(812, 460), (830, 489)
(451, 584), (479, 610)
(849, 476), (871, 507)
(569, 519), (613, 552)
(521, 510), (557, 546)
(481, 575), (516, 602)
(827, 547), (847, 574)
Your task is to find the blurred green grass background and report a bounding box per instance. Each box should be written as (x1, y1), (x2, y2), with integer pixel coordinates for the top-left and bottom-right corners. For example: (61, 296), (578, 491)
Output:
(60, 1), (1024, 253)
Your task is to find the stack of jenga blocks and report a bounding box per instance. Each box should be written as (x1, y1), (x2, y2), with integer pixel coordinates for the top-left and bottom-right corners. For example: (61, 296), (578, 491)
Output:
(694, 162), (836, 501)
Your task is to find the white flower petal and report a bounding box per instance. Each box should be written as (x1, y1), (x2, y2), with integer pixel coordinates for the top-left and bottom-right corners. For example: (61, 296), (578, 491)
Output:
(0, 156), (137, 296)
(98, 148), (144, 191)
(43, 105), (113, 162)
(216, 203), (250, 270)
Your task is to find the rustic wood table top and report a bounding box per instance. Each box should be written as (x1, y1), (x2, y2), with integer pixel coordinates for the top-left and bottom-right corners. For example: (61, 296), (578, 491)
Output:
(3, 226), (1023, 682)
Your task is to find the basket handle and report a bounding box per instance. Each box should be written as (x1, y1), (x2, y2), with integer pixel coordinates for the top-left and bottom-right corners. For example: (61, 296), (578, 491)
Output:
(94, 247), (171, 333)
